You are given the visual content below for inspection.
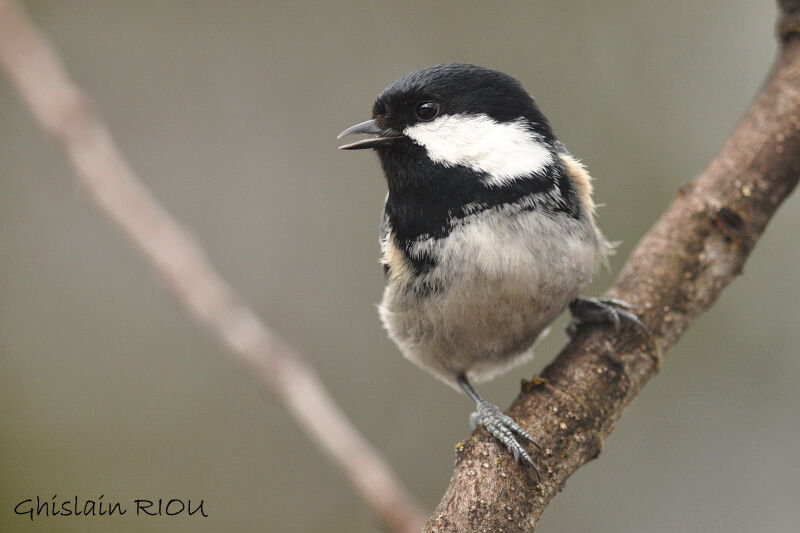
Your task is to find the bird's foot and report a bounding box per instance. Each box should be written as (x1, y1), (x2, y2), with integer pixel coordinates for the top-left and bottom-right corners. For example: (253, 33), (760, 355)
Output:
(469, 401), (541, 478)
(567, 296), (647, 337)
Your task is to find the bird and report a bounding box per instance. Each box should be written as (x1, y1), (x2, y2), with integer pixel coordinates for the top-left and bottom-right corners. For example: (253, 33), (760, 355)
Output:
(338, 63), (641, 475)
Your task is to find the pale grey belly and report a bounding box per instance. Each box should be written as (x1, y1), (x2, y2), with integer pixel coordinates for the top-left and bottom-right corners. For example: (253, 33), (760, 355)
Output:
(379, 209), (604, 388)
(379, 269), (584, 387)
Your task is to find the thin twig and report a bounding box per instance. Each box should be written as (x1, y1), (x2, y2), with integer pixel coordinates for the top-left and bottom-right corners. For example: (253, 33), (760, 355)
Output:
(0, 2), (426, 531)
(424, 3), (800, 531)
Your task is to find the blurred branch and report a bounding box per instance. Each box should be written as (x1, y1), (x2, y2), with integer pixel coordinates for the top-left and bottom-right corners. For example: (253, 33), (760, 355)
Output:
(425, 4), (800, 532)
(0, 1), (425, 531)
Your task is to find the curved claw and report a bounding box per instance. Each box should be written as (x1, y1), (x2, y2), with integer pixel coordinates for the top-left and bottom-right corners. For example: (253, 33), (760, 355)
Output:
(568, 296), (649, 336)
(596, 297), (635, 310)
(613, 307), (649, 335)
(567, 297), (660, 364)
(472, 401), (541, 480)
(501, 413), (542, 450)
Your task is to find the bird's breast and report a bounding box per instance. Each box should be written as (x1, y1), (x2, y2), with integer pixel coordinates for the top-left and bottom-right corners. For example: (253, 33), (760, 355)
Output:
(408, 205), (601, 290)
(379, 207), (603, 384)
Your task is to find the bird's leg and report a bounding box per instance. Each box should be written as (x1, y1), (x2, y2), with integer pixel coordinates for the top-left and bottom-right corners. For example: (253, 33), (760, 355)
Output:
(567, 296), (647, 337)
(457, 374), (541, 479)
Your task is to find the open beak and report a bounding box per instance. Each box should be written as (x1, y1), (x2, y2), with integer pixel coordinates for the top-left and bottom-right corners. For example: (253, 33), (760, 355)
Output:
(337, 119), (400, 150)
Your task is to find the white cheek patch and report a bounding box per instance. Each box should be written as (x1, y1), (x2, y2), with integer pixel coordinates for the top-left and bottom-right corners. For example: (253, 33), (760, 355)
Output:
(403, 114), (553, 186)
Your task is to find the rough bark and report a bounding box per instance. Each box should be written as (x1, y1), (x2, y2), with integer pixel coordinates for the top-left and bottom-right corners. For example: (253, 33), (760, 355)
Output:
(425, 3), (800, 531)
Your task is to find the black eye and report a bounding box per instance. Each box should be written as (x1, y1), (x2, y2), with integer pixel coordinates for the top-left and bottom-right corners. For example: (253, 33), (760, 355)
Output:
(415, 101), (439, 121)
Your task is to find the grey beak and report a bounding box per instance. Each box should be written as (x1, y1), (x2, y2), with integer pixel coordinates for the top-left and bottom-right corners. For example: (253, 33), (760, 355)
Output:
(337, 118), (401, 150)
(337, 119), (382, 138)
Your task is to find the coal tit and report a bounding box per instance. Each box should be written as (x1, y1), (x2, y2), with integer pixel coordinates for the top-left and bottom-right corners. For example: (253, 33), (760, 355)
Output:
(339, 64), (639, 474)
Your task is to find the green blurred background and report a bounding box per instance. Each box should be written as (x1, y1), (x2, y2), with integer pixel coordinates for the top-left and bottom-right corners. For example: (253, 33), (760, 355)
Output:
(2, 1), (798, 531)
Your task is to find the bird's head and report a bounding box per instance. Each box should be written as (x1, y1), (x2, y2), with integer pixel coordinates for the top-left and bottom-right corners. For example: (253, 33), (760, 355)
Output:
(338, 63), (558, 189)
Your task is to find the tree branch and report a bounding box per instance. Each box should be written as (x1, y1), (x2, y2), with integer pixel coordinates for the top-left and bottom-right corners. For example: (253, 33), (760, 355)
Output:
(425, 3), (800, 532)
(0, 1), (426, 531)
